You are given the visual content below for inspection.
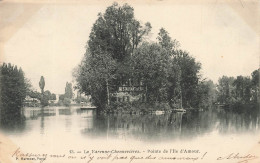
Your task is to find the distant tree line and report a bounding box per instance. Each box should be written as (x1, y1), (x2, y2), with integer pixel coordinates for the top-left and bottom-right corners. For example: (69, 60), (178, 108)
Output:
(21, 76), (56, 107)
(27, 89), (56, 106)
(74, 3), (217, 111)
(216, 69), (259, 113)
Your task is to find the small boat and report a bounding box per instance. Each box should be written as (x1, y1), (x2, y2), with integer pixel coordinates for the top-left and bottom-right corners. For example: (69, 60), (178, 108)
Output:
(80, 102), (96, 110)
(173, 108), (186, 113)
(155, 110), (165, 115)
(80, 106), (96, 110)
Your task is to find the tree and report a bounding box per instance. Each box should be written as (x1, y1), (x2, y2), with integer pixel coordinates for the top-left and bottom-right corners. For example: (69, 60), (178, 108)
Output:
(75, 49), (116, 107)
(173, 50), (201, 108)
(39, 76), (45, 94)
(65, 82), (73, 99)
(233, 76), (251, 104)
(194, 80), (217, 109)
(74, 3), (207, 111)
(75, 3), (151, 109)
(25, 78), (32, 95)
(51, 93), (56, 100)
(157, 28), (202, 108)
(167, 61), (182, 107)
(251, 69), (259, 103)
(59, 94), (65, 101)
(215, 71), (259, 112)
(44, 90), (52, 99)
(217, 76), (235, 105)
(0, 63), (26, 124)
(28, 90), (41, 100)
(38, 76), (51, 106)
(131, 42), (170, 103)
(205, 80), (217, 106)
(88, 2), (151, 62)
(157, 28), (180, 55)
(63, 98), (71, 107)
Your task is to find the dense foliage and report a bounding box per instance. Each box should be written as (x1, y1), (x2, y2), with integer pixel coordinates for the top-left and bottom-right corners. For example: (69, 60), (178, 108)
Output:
(74, 3), (151, 108)
(0, 63), (27, 124)
(74, 3), (259, 113)
(74, 3), (215, 111)
(216, 69), (260, 113)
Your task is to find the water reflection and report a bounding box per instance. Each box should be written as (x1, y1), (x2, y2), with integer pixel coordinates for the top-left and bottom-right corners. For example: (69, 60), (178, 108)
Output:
(0, 106), (259, 142)
(0, 106), (26, 132)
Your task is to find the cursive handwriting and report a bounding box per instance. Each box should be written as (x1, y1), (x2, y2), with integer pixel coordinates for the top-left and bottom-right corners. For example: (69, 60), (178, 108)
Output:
(217, 153), (258, 163)
(12, 147), (47, 163)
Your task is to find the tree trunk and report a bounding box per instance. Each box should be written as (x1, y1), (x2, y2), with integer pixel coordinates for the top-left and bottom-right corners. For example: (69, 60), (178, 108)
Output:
(106, 79), (110, 105)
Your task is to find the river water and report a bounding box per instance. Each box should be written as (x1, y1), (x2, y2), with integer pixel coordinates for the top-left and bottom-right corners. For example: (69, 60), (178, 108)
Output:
(0, 106), (259, 162)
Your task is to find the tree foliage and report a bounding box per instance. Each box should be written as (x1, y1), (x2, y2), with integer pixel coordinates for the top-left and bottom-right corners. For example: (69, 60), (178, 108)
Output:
(173, 50), (201, 108)
(39, 76), (45, 94)
(216, 70), (259, 112)
(131, 42), (170, 103)
(157, 28), (180, 55)
(194, 80), (217, 109)
(43, 90), (56, 101)
(65, 82), (73, 99)
(0, 63), (27, 124)
(217, 76), (235, 105)
(88, 2), (151, 62)
(75, 3), (152, 108)
(251, 69), (260, 103)
(74, 3), (212, 111)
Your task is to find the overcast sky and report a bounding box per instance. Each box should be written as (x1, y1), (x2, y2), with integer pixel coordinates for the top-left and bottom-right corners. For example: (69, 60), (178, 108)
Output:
(3, 2), (259, 94)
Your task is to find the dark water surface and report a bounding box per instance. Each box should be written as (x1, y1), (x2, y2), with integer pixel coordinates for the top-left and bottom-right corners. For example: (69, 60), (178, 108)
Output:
(1, 106), (259, 142)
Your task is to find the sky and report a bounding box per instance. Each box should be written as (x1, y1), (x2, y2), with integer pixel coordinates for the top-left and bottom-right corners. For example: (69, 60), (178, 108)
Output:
(2, 1), (259, 94)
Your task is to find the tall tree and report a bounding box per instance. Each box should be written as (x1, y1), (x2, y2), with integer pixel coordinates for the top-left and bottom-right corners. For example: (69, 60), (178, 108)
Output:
(173, 50), (201, 108)
(75, 49), (116, 107)
(167, 61), (182, 107)
(194, 80), (217, 109)
(38, 76), (49, 106)
(233, 76), (251, 104)
(65, 82), (73, 99)
(0, 63), (26, 124)
(75, 3), (151, 108)
(39, 76), (45, 94)
(75, 3), (207, 111)
(88, 2), (151, 62)
(251, 69), (260, 103)
(217, 76), (235, 105)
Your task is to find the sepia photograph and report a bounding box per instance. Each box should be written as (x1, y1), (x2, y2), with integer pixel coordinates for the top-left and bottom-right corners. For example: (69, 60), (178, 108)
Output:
(0, 0), (259, 162)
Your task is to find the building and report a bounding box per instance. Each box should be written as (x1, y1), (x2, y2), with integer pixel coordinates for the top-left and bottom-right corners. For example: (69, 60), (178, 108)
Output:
(111, 80), (147, 102)
(24, 95), (40, 106)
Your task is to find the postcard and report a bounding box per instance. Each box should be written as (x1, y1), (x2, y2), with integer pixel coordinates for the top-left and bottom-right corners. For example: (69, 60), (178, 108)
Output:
(0, 0), (259, 162)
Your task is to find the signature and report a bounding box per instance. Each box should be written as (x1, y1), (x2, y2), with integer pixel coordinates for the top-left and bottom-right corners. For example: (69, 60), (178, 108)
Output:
(217, 153), (258, 163)
(12, 147), (47, 162)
